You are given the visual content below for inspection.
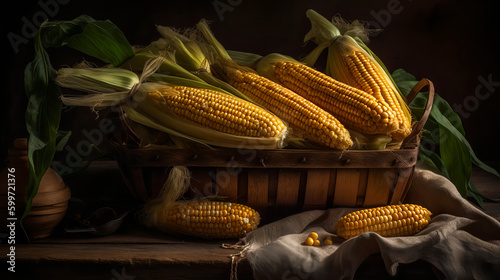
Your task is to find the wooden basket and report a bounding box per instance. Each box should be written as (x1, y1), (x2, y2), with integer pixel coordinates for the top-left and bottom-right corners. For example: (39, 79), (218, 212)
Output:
(113, 79), (434, 222)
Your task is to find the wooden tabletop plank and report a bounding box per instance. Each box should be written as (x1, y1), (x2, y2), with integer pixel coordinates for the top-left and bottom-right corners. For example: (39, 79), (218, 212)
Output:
(1, 161), (497, 280)
(12, 243), (240, 265)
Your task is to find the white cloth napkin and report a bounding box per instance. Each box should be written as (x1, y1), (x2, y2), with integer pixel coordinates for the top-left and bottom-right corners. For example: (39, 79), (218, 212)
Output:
(235, 168), (500, 280)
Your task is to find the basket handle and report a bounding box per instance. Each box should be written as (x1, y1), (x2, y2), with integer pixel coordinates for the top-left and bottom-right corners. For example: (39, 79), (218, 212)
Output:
(401, 78), (435, 148)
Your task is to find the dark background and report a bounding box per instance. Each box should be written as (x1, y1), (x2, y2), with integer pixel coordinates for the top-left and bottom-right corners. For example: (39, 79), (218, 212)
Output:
(2, 0), (500, 168)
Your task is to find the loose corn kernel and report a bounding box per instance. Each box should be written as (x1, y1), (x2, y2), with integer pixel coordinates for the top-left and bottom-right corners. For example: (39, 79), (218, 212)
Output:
(309, 232), (319, 240)
(336, 204), (432, 239)
(324, 236), (333, 245)
(305, 231), (321, 246)
(305, 237), (315, 246)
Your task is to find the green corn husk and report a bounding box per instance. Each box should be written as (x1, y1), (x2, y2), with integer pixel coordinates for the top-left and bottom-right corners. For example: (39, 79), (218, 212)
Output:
(147, 72), (231, 93)
(195, 20), (232, 61)
(134, 25), (256, 104)
(123, 51), (252, 100)
(226, 50), (263, 68)
(254, 53), (304, 82)
(153, 27), (207, 72)
(121, 51), (205, 82)
(55, 59), (288, 150)
(348, 130), (395, 150)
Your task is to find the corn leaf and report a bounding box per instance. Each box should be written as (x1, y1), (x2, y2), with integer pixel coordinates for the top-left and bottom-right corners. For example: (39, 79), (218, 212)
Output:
(23, 15), (134, 240)
(23, 32), (62, 239)
(418, 145), (450, 178)
(55, 130), (72, 152)
(40, 14), (134, 66)
(392, 68), (499, 205)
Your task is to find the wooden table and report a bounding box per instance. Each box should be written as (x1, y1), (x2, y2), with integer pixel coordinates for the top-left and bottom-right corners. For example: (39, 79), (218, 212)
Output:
(1, 161), (499, 280)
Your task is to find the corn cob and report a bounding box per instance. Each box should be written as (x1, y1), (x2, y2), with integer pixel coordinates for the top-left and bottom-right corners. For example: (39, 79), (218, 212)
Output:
(331, 37), (412, 141)
(212, 63), (353, 150)
(56, 65), (289, 149)
(157, 200), (260, 239)
(262, 57), (399, 136)
(139, 167), (260, 239)
(303, 10), (412, 141)
(336, 204), (432, 239)
(141, 84), (287, 138)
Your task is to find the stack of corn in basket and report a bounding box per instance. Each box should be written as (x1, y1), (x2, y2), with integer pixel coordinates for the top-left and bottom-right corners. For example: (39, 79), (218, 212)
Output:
(53, 10), (435, 239)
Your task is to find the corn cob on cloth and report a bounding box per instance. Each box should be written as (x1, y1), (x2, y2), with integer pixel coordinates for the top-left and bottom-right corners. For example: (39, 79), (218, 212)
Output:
(232, 165), (500, 280)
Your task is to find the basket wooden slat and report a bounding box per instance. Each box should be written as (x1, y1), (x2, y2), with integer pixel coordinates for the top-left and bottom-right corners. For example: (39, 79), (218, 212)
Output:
(113, 79), (435, 222)
(117, 147), (419, 169)
(275, 169), (301, 207)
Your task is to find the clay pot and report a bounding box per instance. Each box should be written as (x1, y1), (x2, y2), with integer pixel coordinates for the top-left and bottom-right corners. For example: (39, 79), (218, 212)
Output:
(0, 138), (71, 239)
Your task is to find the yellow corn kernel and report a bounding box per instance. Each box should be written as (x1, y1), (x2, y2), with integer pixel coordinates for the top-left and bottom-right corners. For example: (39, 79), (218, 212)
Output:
(336, 204), (432, 239)
(305, 237), (315, 246)
(313, 239), (320, 246)
(324, 236), (333, 245)
(309, 232), (319, 240)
